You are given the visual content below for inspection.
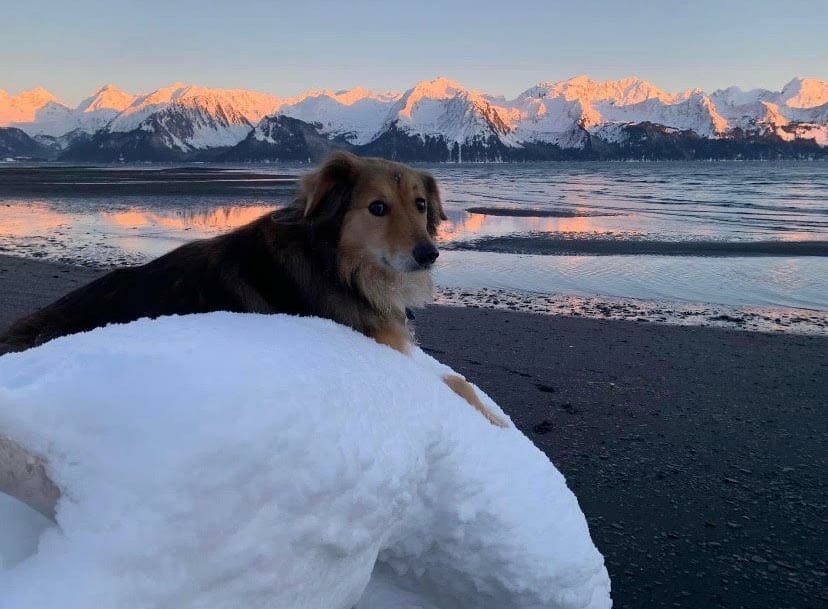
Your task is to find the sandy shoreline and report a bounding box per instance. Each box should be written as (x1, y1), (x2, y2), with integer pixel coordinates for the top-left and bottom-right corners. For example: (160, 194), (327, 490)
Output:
(0, 254), (826, 608)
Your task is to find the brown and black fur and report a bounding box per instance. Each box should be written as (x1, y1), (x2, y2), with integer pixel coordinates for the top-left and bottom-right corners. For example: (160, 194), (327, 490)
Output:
(0, 152), (507, 426)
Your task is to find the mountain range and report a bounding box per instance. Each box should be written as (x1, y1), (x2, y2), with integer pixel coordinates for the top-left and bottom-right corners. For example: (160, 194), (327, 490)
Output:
(1, 76), (827, 162)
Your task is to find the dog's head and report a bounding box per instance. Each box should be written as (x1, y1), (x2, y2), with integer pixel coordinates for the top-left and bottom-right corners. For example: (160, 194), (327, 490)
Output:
(298, 151), (447, 316)
(301, 151), (447, 272)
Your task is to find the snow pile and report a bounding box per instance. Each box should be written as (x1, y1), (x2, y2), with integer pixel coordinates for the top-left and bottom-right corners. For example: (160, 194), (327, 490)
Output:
(0, 313), (610, 609)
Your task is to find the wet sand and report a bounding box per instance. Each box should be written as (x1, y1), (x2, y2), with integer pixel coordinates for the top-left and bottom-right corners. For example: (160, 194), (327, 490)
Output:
(445, 234), (828, 256)
(1, 254), (826, 609)
(464, 206), (617, 218)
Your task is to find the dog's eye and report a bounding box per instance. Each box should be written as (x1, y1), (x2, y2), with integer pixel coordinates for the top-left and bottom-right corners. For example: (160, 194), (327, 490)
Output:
(415, 198), (427, 213)
(368, 201), (388, 217)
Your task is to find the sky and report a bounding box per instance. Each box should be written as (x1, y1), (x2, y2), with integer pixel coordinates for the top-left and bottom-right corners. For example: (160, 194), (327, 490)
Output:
(1, 0), (826, 105)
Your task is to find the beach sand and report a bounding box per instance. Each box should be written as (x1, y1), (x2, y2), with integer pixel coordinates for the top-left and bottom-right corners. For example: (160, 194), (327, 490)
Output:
(1, 253), (825, 609)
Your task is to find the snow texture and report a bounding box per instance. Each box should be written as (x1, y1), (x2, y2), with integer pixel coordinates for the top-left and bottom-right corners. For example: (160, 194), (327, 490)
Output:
(0, 313), (610, 609)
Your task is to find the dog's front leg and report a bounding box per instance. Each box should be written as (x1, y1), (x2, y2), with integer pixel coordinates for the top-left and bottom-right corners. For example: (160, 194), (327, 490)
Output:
(370, 321), (412, 354)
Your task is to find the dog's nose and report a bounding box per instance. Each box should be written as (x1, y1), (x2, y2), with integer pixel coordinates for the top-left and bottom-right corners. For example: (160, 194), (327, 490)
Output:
(412, 243), (439, 267)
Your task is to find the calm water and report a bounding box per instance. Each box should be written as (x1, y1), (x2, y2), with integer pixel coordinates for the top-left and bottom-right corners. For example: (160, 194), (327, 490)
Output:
(0, 161), (826, 326)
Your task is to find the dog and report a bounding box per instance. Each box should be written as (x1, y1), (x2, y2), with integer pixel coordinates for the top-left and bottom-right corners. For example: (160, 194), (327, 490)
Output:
(0, 152), (506, 427)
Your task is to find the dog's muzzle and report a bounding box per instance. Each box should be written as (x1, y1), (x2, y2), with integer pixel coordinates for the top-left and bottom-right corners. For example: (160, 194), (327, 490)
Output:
(412, 243), (439, 268)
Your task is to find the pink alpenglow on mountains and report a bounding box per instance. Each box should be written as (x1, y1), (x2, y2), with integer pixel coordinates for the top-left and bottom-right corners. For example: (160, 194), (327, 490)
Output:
(1, 76), (826, 160)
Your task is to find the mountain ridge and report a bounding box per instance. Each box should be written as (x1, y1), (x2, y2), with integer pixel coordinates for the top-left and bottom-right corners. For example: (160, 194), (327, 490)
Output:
(1, 76), (826, 161)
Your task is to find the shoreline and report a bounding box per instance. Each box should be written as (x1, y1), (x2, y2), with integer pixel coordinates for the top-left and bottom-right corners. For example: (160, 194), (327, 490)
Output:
(0, 254), (826, 608)
(2, 252), (825, 336)
(435, 286), (828, 335)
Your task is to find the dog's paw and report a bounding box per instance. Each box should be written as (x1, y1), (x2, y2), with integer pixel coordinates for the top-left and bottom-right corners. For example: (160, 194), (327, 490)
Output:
(442, 374), (509, 428)
(483, 409), (509, 428)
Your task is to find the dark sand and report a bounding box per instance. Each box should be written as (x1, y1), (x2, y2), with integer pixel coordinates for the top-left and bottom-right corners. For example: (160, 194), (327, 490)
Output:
(1, 254), (826, 609)
(0, 166), (298, 197)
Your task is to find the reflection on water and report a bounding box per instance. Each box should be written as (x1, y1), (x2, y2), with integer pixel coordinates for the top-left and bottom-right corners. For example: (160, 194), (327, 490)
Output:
(0, 161), (826, 317)
(0, 202), (275, 236)
(0, 203), (70, 237)
(103, 206), (275, 231)
(0, 201), (278, 265)
(436, 210), (613, 243)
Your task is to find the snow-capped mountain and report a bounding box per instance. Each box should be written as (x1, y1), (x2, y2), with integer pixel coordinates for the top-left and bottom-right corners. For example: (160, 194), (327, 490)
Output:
(0, 87), (63, 126)
(1, 83), (283, 156)
(83, 83), (285, 155)
(0, 87), (77, 139)
(74, 84), (137, 133)
(1, 75), (826, 161)
(495, 76), (732, 148)
(709, 78), (828, 146)
(384, 77), (512, 143)
(222, 114), (337, 161)
(278, 87), (400, 145)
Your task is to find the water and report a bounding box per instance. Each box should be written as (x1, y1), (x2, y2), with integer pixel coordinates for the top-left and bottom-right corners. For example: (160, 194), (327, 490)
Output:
(0, 161), (826, 331)
(433, 162), (827, 243)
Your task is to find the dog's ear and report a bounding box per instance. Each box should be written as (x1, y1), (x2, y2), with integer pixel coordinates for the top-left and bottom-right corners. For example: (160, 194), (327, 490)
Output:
(301, 152), (361, 220)
(419, 171), (447, 236)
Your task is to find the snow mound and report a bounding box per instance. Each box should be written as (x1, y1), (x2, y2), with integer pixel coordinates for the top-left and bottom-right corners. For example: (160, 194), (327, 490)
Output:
(0, 313), (610, 609)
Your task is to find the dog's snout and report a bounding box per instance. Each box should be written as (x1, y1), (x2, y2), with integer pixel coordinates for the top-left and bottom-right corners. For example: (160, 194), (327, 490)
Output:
(412, 243), (439, 267)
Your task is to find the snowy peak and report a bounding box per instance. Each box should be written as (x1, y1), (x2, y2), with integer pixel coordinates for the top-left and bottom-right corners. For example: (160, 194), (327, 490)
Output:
(107, 83), (284, 149)
(520, 76), (674, 105)
(278, 87), (400, 145)
(396, 77), (494, 120)
(0, 87), (65, 125)
(710, 85), (774, 107)
(13, 86), (60, 107)
(292, 86), (400, 106)
(405, 77), (471, 100)
(331, 86), (400, 105)
(385, 77), (513, 144)
(77, 84), (136, 114)
(780, 77), (828, 109)
(120, 83), (281, 121)
(508, 76), (739, 143)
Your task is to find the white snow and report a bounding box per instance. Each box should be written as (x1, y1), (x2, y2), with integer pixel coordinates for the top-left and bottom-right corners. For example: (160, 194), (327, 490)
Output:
(0, 87), (78, 138)
(279, 88), (400, 145)
(779, 77), (828, 109)
(381, 77), (514, 147)
(0, 87), (63, 125)
(0, 313), (610, 609)
(109, 84), (282, 134)
(73, 84), (138, 133)
(502, 77), (730, 142)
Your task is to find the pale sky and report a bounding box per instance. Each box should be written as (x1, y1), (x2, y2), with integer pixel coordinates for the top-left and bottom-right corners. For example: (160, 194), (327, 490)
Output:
(1, 0), (826, 105)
